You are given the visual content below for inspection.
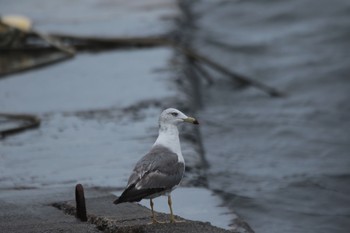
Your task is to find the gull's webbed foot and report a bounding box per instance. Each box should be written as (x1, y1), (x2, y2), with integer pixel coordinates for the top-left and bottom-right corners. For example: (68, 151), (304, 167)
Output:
(148, 218), (166, 224)
(169, 215), (185, 223)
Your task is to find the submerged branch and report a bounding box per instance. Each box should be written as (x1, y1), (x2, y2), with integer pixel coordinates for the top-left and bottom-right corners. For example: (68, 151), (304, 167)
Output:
(176, 45), (284, 97)
(192, 59), (214, 86)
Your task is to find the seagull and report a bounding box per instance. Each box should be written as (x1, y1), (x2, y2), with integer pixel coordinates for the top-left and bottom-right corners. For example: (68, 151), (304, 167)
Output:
(113, 108), (199, 223)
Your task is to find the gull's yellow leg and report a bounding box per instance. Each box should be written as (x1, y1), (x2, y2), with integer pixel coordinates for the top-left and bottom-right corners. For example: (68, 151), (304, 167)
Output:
(149, 198), (165, 224)
(168, 195), (184, 223)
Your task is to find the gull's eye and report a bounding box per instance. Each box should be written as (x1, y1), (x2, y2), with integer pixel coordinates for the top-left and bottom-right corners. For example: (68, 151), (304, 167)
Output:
(171, 112), (178, 117)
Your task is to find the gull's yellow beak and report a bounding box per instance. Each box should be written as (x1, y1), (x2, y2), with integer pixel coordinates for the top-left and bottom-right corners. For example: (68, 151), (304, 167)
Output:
(183, 117), (199, 125)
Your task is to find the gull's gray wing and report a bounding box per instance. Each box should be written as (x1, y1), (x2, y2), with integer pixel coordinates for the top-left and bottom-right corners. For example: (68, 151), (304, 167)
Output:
(114, 145), (184, 204)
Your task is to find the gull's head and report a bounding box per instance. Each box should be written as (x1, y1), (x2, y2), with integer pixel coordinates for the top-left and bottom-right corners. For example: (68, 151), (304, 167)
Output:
(159, 108), (199, 127)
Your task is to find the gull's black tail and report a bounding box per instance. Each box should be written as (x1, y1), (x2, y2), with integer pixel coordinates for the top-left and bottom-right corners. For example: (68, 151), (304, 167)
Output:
(113, 184), (165, 204)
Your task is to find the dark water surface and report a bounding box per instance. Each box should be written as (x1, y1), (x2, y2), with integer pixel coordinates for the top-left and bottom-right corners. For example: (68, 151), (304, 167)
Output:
(193, 0), (350, 232)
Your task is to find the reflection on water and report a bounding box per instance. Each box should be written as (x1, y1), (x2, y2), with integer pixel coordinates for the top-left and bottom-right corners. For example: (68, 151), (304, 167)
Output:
(0, 51), (69, 77)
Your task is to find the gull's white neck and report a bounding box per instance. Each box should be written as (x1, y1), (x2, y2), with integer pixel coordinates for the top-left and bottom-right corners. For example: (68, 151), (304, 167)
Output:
(153, 123), (184, 163)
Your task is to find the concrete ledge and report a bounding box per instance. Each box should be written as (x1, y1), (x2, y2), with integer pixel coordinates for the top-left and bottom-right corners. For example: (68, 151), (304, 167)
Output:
(54, 195), (234, 233)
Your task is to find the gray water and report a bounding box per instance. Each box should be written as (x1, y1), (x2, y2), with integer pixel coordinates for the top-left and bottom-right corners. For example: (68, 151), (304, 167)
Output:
(192, 0), (350, 232)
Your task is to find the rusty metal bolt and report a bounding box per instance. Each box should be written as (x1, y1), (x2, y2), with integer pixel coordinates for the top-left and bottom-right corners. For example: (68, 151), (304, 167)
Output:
(75, 184), (87, 222)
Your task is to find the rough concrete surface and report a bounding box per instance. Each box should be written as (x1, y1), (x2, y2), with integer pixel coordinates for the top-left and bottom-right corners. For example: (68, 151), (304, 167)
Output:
(54, 193), (234, 233)
(0, 186), (234, 233)
(0, 187), (101, 233)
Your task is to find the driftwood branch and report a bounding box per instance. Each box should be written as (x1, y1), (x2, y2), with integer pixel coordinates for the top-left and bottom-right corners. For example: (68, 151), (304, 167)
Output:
(33, 31), (76, 56)
(45, 33), (169, 49)
(0, 22), (74, 78)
